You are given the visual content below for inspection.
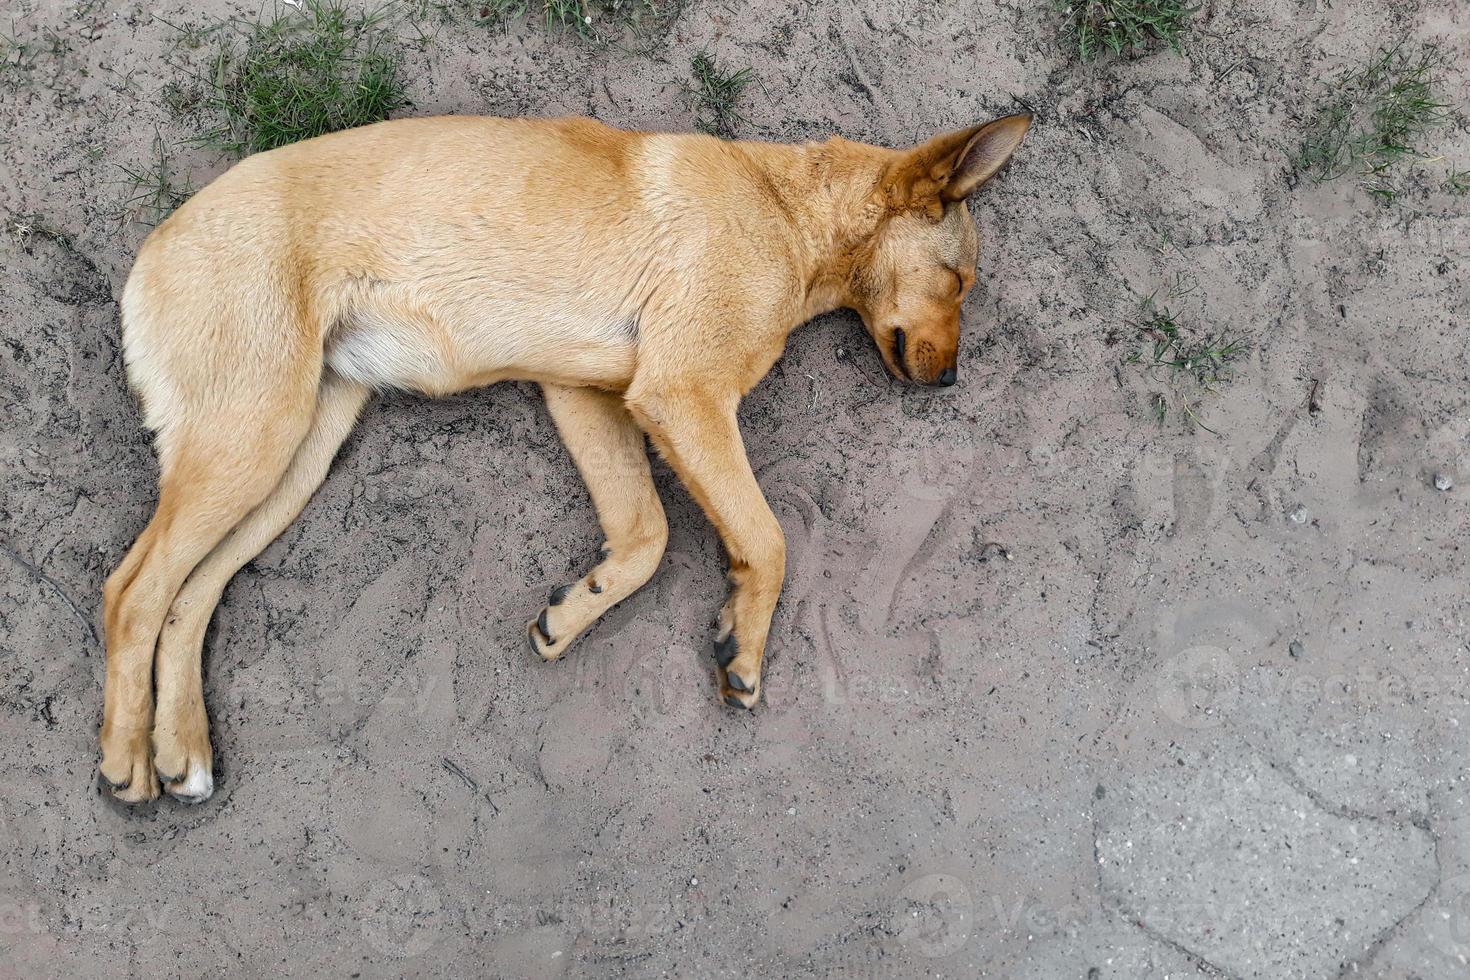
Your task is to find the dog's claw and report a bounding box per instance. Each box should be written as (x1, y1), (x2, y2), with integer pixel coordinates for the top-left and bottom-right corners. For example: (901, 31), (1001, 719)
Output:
(713, 633), (737, 668)
(536, 608), (555, 646)
(724, 693), (750, 710)
(528, 618), (558, 661)
(548, 583), (571, 606)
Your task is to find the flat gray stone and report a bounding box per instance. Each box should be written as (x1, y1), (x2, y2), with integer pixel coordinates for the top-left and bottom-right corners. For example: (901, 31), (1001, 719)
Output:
(1097, 750), (1437, 979)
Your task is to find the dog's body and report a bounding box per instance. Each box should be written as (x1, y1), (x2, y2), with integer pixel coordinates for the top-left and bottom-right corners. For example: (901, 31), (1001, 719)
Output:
(101, 113), (1030, 803)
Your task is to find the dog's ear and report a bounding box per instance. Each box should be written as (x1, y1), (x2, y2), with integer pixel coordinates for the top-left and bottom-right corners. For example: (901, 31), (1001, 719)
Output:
(884, 114), (1032, 212)
(940, 114), (1032, 201)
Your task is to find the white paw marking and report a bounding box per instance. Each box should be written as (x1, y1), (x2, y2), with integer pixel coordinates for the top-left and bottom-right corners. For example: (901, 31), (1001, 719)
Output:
(169, 760), (214, 803)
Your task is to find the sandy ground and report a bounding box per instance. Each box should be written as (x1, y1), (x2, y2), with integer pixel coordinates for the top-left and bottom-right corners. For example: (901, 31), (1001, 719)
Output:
(2, 0), (1470, 976)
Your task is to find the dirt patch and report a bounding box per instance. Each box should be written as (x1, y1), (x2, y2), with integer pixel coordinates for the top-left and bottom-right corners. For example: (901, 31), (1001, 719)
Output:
(2, 0), (1468, 976)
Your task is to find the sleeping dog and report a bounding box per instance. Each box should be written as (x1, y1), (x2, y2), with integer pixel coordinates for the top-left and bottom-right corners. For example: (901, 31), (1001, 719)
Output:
(101, 112), (1030, 802)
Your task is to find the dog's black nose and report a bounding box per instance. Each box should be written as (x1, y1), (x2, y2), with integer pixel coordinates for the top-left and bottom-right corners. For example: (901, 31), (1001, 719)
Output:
(937, 366), (957, 387)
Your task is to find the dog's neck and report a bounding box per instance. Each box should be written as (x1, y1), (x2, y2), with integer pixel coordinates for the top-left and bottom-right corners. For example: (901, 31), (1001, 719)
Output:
(738, 137), (894, 328)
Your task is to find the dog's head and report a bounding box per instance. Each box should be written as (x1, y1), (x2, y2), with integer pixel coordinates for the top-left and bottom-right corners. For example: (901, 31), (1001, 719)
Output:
(848, 114), (1031, 386)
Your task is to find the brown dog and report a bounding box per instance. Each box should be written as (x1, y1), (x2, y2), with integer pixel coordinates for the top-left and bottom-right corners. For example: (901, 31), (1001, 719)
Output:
(100, 112), (1031, 803)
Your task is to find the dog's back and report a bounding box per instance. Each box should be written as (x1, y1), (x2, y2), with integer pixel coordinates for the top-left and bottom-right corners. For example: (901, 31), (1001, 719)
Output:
(123, 116), (806, 425)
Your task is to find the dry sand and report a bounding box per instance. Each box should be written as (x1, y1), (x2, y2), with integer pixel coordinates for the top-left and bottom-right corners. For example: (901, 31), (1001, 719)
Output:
(2, 0), (1469, 976)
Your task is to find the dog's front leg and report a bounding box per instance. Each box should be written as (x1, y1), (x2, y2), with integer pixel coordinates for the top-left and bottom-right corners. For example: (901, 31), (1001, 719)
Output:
(528, 384), (669, 660)
(626, 391), (784, 708)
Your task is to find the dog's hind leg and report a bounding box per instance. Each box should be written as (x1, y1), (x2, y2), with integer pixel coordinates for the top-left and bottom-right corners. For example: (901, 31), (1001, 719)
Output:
(101, 301), (320, 804)
(624, 389), (784, 710)
(149, 371), (370, 802)
(101, 408), (315, 802)
(527, 384), (668, 661)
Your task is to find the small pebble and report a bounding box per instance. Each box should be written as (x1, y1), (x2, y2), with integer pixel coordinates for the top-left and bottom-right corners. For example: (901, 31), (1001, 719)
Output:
(1289, 641), (1304, 659)
(1434, 472), (1453, 492)
(1288, 504), (1308, 524)
(978, 542), (1013, 562)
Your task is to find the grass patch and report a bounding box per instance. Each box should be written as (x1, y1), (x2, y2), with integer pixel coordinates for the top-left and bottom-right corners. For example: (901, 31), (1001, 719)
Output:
(114, 132), (194, 226)
(1052, 0), (1194, 61)
(1125, 290), (1247, 434)
(0, 32), (43, 89)
(152, 13), (221, 55)
(1295, 42), (1454, 202)
(199, 0), (407, 155)
(0, 26), (66, 91)
(687, 50), (752, 138)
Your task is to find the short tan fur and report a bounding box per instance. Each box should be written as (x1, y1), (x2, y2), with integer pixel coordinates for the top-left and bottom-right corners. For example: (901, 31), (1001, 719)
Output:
(100, 112), (1031, 803)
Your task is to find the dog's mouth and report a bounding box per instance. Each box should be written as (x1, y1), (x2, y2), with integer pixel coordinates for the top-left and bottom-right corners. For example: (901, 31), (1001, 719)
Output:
(889, 327), (910, 381)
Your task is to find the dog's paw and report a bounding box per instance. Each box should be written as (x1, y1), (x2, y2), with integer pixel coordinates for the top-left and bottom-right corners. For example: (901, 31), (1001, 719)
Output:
(712, 610), (760, 709)
(152, 725), (215, 804)
(527, 578), (604, 661)
(162, 760), (214, 804)
(527, 588), (568, 661)
(99, 727), (159, 804)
